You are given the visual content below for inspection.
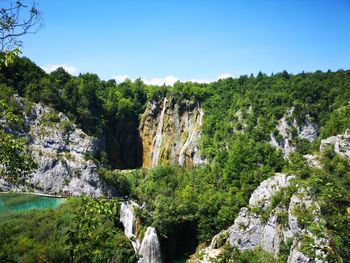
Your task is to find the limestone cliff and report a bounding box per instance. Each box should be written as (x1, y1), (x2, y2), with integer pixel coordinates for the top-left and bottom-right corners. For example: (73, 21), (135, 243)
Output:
(140, 97), (206, 168)
(190, 173), (334, 263)
(320, 131), (350, 159)
(269, 108), (318, 158)
(0, 97), (115, 197)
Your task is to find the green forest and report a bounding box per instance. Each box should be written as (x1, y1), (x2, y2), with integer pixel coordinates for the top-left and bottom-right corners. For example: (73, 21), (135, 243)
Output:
(0, 56), (349, 262)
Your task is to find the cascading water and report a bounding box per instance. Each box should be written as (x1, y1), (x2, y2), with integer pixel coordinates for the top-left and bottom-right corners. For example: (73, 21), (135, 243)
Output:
(138, 227), (162, 263)
(120, 201), (140, 251)
(120, 202), (162, 262)
(198, 103), (203, 126)
(178, 104), (203, 166)
(171, 104), (181, 162)
(140, 97), (206, 168)
(151, 98), (168, 167)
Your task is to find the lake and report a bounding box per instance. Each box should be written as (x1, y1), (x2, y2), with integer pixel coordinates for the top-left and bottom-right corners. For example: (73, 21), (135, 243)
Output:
(0, 193), (65, 212)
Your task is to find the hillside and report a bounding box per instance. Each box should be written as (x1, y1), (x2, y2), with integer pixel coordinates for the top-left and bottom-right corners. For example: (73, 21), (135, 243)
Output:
(0, 57), (349, 262)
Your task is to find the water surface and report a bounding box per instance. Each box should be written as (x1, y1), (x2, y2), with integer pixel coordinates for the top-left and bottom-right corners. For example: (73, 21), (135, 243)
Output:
(0, 193), (65, 212)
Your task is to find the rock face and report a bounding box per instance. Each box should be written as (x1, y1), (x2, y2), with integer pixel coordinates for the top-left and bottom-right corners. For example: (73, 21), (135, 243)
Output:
(320, 132), (350, 159)
(303, 154), (322, 169)
(140, 97), (206, 168)
(193, 174), (333, 263)
(0, 99), (115, 197)
(303, 131), (350, 169)
(248, 174), (295, 209)
(228, 174), (295, 255)
(269, 108), (318, 157)
(119, 201), (162, 263)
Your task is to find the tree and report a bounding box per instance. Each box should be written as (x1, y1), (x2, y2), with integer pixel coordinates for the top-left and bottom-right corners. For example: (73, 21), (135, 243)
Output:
(0, 100), (37, 183)
(0, 0), (42, 66)
(0, 1), (40, 181)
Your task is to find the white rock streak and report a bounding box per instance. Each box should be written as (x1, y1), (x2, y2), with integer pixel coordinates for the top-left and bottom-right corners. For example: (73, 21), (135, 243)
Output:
(151, 97), (167, 167)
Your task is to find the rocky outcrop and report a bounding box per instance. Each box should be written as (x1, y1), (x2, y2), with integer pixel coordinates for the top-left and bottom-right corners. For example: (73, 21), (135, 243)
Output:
(0, 98), (115, 197)
(119, 201), (162, 263)
(320, 131), (350, 159)
(192, 174), (333, 263)
(303, 154), (322, 169)
(140, 97), (206, 168)
(228, 174), (295, 255)
(303, 131), (350, 169)
(248, 174), (295, 209)
(269, 108), (318, 157)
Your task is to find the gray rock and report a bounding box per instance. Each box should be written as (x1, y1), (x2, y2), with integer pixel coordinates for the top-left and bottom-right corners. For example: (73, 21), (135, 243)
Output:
(0, 99), (115, 197)
(197, 174), (333, 262)
(229, 208), (264, 251)
(303, 154), (322, 169)
(288, 243), (311, 263)
(321, 133), (350, 159)
(298, 120), (318, 142)
(269, 108), (318, 158)
(249, 173), (295, 209)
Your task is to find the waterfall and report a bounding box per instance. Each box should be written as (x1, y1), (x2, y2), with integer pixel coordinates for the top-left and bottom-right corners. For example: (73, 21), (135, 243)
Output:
(120, 202), (162, 262)
(151, 98), (168, 167)
(138, 227), (162, 263)
(198, 104), (204, 126)
(120, 201), (140, 251)
(140, 97), (206, 168)
(178, 104), (203, 166)
(171, 103), (181, 163)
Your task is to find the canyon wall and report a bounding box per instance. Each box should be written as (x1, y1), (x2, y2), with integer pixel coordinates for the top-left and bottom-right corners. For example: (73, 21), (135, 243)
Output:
(0, 97), (115, 197)
(139, 97), (206, 168)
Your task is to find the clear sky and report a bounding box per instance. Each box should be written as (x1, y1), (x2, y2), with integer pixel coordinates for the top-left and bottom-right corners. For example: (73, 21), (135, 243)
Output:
(19, 0), (350, 84)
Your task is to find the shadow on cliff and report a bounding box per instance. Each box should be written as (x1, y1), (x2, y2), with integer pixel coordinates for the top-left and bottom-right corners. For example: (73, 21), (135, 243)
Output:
(105, 120), (143, 169)
(160, 221), (198, 262)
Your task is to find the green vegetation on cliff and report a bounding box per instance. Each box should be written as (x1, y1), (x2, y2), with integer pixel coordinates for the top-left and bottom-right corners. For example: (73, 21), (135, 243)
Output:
(1, 57), (350, 261)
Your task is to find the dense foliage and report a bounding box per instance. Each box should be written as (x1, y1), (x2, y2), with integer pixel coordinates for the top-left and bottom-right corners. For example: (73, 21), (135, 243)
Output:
(0, 89), (36, 182)
(0, 197), (136, 263)
(1, 57), (350, 261)
(124, 135), (284, 242)
(1, 59), (350, 167)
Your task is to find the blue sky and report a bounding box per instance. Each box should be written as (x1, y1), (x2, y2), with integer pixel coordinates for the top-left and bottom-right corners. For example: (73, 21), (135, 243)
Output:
(20, 0), (350, 84)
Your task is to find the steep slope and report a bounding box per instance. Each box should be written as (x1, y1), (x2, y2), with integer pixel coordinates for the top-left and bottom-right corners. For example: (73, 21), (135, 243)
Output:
(269, 108), (318, 158)
(140, 96), (206, 168)
(190, 174), (333, 263)
(190, 132), (350, 263)
(0, 97), (115, 197)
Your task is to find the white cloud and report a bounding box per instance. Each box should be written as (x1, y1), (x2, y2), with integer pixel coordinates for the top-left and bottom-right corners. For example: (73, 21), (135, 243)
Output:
(217, 73), (233, 80)
(113, 75), (178, 86)
(143, 75), (178, 86)
(113, 75), (131, 83)
(111, 73), (234, 86)
(41, 64), (78, 75)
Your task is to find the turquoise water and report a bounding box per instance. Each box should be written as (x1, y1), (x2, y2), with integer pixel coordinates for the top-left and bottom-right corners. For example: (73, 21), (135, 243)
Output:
(0, 193), (65, 212)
